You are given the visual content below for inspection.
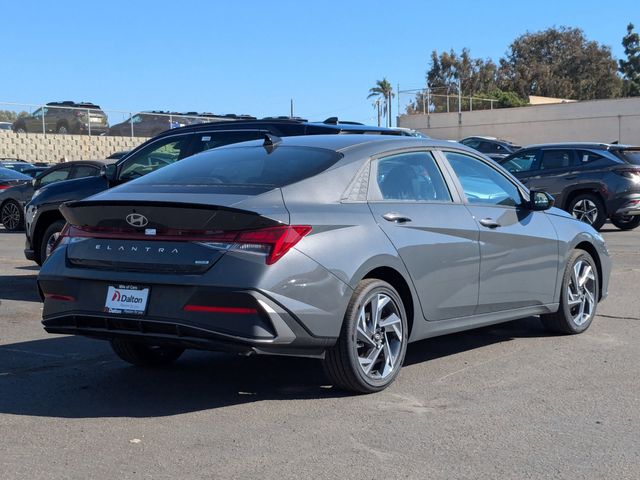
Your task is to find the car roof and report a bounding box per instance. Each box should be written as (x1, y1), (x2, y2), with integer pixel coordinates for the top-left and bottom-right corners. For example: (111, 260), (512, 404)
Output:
(217, 133), (479, 156)
(149, 118), (409, 139)
(522, 142), (640, 150)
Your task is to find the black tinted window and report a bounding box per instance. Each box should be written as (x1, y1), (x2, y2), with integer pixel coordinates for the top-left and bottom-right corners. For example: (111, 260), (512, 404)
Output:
(614, 150), (640, 165)
(119, 136), (192, 181)
(501, 151), (539, 173)
(132, 146), (342, 187)
(374, 152), (451, 202)
(72, 165), (99, 178)
(540, 150), (573, 170)
(194, 130), (262, 153)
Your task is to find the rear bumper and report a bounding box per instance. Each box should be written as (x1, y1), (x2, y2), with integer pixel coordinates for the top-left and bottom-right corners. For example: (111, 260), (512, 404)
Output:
(608, 194), (640, 217)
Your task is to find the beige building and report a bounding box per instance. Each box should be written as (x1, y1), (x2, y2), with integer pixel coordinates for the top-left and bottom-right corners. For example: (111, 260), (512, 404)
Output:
(398, 97), (640, 146)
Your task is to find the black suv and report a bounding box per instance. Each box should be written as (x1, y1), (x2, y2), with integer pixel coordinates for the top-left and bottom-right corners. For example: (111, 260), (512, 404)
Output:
(12, 101), (109, 135)
(499, 143), (640, 231)
(25, 118), (410, 264)
(460, 136), (521, 161)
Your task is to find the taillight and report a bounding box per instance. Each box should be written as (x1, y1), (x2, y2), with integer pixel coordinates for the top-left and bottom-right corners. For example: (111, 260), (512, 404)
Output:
(614, 168), (640, 183)
(59, 224), (311, 265)
(0, 185), (10, 190)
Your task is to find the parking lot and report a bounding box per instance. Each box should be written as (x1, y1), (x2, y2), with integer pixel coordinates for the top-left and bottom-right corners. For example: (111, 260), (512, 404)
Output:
(0, 225), (638, 479)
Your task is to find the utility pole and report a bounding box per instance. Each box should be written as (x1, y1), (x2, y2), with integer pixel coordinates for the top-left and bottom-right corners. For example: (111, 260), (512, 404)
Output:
(397, 83), (400, 126)
(388, 91), (392, 127)
(290, 98), (294, 118)
(376, 99), (381, 127)
(457, 79), (462, 125)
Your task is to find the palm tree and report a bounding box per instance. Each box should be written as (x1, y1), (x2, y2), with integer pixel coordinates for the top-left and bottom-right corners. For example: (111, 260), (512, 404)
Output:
(367, 78), (394, 127)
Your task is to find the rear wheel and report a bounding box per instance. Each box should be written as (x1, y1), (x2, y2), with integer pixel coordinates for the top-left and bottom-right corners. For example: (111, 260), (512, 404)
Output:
(567, 193), (606, 231)
(541, 249), (599, 334)
(14, 125), (27, 133)
(110, 339), (184, 366)
(610, 215), (640, 230)
(1, 200), (23, 231)
(57, 122), (69, 134)
(39, 219), (66, 264)
(323, 279), (408, 393)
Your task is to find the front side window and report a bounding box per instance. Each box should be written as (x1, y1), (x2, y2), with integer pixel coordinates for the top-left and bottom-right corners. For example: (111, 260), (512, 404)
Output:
(501, 150), (539, 173)
(39, 168), (71, 187)
(373, 151), (451, 202)
(444, 151), (523, 207)
(118, 136), (192, 181)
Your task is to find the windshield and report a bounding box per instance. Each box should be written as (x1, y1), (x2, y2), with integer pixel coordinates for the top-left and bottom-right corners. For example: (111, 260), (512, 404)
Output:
(132, 145), (342, 188)
(614, 149), (640, 165)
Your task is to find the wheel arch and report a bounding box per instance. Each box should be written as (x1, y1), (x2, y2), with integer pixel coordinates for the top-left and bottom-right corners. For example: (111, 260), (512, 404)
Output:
(562, 186), (607, 211)
(574, 240), (604, 301)
(362, 266), (416, 338)
(33, 209), (65, 262)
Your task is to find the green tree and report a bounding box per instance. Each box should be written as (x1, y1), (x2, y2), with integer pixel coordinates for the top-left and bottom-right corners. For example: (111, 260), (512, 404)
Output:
(367, 78), (394, 127)
(499, 26), (622, 100)
(619, 23), (640, 96)
(0, 110), (28, 123)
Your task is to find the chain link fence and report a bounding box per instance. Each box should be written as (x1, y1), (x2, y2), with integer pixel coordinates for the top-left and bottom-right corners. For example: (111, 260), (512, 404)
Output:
(0, 102), (253, 138)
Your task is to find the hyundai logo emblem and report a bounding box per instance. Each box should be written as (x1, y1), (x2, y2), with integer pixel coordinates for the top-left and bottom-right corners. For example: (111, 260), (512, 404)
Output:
(126, 213), (149, 227)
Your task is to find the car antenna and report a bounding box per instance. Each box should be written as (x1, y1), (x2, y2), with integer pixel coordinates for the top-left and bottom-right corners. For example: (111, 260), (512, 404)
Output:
(263, 133), (282, 153)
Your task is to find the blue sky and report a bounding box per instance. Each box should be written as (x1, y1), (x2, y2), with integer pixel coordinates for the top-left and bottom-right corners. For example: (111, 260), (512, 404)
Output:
(2, 0), (638, 125)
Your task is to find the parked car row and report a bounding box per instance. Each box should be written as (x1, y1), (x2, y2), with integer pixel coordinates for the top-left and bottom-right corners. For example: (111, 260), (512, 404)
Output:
(9, 101), (257, 137)
(459, 136), (640, 231)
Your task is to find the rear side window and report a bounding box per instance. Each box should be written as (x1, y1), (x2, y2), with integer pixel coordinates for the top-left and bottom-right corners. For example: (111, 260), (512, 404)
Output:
(132, 146), (342, 187)
(194, 130), (262, 154)
(577, 150), (606, 164)
(373, 152), (451, 202)
(72, 165), (99, 178)
(614, 150), (640, 165)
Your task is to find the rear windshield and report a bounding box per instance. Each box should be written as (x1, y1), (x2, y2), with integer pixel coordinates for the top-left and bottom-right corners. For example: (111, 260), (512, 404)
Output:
(614, 149), (640, 165)
(0, 167), (31, 180)
(132, 145), (342, 188)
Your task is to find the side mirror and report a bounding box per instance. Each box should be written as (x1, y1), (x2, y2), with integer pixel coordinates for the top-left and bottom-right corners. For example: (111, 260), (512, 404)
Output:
(100, 163), (117, 182)
(529, 191), (555, 211)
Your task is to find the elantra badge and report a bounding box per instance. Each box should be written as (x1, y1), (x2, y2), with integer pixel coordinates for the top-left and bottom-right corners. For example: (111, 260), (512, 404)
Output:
(126, 213), (149, 227)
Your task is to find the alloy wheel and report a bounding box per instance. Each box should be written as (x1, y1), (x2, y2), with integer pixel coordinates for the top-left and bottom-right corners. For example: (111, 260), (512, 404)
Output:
(1, 202), (21, 230)
(571, 199), (599, 225)
(45, 232), (61, 259)
(566, 259), (596, 326)
(355, 292), (404, 380)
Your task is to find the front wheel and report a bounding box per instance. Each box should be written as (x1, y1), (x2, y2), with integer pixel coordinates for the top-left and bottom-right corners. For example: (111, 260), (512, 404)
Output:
(111, 339), (184, 366)
(610, 215), (640, 230)
(323, 279), (408, 393)
(541, 249), (599, 334)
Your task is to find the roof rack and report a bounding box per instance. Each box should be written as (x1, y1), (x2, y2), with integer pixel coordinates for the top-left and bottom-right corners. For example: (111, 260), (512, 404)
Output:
(322, 117), (364, 125)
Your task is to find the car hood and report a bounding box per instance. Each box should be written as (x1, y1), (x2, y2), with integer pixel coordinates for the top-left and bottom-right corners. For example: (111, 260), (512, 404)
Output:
(27, 175), (108, 208)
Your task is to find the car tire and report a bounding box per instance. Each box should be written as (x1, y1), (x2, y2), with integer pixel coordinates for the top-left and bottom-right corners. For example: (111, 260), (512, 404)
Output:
(39, 219), (66, 264)
(541, 249), (599, 335)
(14, 125), (27, 133)
(57, 123), (69, 134)
(610, 215), (640, 231)
(567, 193), (606, 231)
(323, 279), (408, 394)
(110, 339), (184, 367)
(1, 200), (24, 231)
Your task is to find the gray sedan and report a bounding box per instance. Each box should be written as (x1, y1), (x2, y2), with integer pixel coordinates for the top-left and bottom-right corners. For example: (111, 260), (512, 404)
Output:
(38, 135), (610, 393)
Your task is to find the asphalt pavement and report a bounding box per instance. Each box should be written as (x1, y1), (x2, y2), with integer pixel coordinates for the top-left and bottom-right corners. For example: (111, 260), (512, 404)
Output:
(0, 225), (638, 479)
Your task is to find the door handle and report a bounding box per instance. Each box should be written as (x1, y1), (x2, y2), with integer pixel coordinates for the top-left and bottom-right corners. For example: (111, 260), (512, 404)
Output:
(382, 212), (412, 223)
(479, 218), (500, 228)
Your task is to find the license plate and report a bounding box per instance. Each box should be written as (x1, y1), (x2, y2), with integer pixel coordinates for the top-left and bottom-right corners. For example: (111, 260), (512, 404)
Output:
(104, 285), (149, 315)
(90, 117), (103, 123)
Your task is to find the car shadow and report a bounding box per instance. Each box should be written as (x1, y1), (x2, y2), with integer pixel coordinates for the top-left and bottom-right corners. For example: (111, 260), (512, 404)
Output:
(0, 274), (40, 302)
(0, 317), (548, 419)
